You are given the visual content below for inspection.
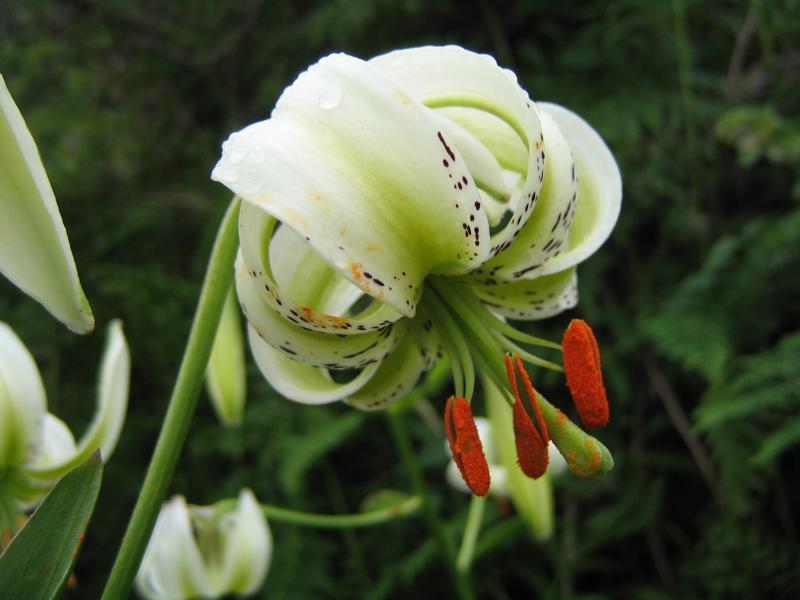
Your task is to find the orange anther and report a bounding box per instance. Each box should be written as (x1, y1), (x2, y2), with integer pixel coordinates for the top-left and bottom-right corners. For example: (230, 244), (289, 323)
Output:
(562, 319), (609, 429)
(504, 354), (549, 479)
(444, 396), (490, 496)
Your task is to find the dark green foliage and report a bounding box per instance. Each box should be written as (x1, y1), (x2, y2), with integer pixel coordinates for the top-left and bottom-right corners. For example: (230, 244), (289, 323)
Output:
(2, 0), (799, 598)
(0, 453), (103, 600)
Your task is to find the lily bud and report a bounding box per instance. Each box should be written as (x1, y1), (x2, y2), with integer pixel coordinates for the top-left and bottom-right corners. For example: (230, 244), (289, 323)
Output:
(206, 286), (247, 426)
(135, 489), (272, 600)
(0, 75), (93, 333)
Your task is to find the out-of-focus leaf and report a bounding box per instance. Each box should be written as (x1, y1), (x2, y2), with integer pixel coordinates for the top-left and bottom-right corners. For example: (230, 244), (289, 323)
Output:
(0, 451), (103, 600)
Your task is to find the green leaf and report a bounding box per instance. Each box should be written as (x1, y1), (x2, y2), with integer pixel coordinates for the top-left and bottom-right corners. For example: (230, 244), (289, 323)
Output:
(0, 451), (103, 600)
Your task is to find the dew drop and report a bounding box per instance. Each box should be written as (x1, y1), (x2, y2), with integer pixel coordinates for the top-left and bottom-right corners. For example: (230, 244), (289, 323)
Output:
(318, 79), (342, 110)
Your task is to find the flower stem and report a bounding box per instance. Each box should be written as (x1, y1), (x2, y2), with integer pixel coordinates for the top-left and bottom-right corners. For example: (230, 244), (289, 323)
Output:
(265, 496), (422, 528)
(455, 495), (486, 573)
(385, 410), (475, 600)
(100, 197), (241, 600)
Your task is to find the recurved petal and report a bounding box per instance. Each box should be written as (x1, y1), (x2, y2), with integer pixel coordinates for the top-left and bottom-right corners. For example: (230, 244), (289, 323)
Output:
(474, 110), (578, 282)
(536, 103), (621, 276)
(0, 322), (46, 470)
(206, 285), (247, 427)
(237, 202), (403, 335)
(247, 326), (380, 405)
(214, 53), (490, 317)
(471, 267), (577, 320)
(135, 496), (212, 600)
(218, 489), (272, 595)
(236, 255), (401, 370)
(370, 45), (546, 262)
(0, 76), (93, 334)
(344, 334), (426, 411)
(25, 319), (130, 480)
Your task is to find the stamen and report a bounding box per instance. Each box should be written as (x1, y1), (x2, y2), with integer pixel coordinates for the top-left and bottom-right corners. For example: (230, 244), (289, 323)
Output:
(562, 319), (609, 429)
(504, 354), (549, 478)
(444, 396), (490, 496)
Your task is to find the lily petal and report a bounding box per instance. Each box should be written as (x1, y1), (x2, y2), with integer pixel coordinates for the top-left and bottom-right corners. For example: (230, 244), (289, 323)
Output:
(237, 202), (403, 335)
(135, 496), (212, 600)
(536, 103), (621, 275)
(344, 334), (426, 411)
(206, 285), (247, 426)
(369, 45), (545, 260)
(0, 322), (46, 469)
(247, 326), (380, 405)
(471, 267), (577, 320)
(0, 75), (93, 333)
(27, 414), (77, 470)
(474, 110), (578, 282)
(236, 255), (400, 370)
(218, 489), (272, 595)
(214, 53), (490, 317)
(25, 319), (129, 480)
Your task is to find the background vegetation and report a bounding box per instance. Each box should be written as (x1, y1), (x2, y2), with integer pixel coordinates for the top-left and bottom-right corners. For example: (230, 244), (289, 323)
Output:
(2, 0), (799, 597)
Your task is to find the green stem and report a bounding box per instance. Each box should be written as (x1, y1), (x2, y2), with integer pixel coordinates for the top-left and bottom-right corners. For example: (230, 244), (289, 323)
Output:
(262, 495), (421, 529)
(101, 197), (241, 600)
(385, 411), (475, 600)
(455, 495), (486, 573)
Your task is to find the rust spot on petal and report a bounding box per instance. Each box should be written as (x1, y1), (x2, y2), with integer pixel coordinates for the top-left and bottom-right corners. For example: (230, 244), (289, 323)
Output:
(445, 396), (490, 496)
(350, 261), (364, 281)
(562, 319), (609, 429)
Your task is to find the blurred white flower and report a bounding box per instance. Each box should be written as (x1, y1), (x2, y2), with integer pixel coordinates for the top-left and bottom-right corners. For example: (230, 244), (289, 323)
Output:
(0, 320), (129, 524)
(0, 75), (93, 333)
(136, 489), (272, 600)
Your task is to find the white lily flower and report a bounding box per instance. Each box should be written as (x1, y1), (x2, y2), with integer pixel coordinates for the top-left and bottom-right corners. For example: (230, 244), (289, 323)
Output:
(135, 489), (272, 600)
(0, 75), (94, 334)
(0, 320), (129, 524)
(206, 286), (247, 426)
(212, 45), (621, 493)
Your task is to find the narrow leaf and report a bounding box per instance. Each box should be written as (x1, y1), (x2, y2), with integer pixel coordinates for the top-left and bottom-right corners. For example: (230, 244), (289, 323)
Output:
(0, 451), (103, 599)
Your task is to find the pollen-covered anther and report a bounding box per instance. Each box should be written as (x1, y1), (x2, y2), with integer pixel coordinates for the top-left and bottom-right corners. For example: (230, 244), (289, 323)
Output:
(444, 396), (490, 496)
(562, 319), (609, 429)
(504, 354), (549, 479)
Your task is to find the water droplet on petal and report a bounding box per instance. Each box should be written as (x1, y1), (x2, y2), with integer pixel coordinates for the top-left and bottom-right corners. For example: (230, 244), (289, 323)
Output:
(318, 79), (342, 110)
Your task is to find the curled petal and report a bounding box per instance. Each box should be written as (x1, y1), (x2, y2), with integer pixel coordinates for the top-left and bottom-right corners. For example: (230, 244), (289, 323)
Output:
(236, 255), (400, 370)
(472, 267), (577, 320)
(25, 319), (130, 480)
(0, 322), (46, 469)
(247, 326), (379, 405)
(536, 103), (622, 276)
(344, 334), (426, 411)
(475, 109), (579, 282)
(370, 45), (546, 259)
(238, 202), (403, 335)
(214, 53), (491, 317)
(0, 76), (93, 333)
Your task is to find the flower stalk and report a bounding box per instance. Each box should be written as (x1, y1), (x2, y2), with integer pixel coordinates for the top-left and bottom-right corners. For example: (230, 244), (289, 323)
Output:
(386, 409), (475, 600)
(101, 196), (241, 600)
